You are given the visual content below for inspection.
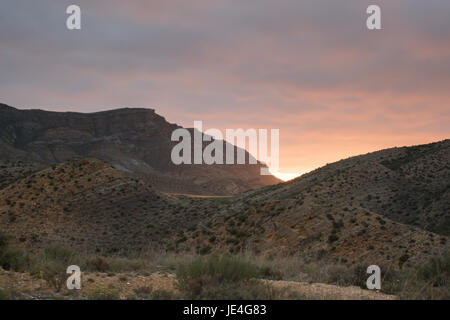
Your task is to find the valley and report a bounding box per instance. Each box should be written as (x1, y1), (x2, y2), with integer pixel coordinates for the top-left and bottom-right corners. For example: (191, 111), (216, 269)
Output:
(0, 104), (448, 300)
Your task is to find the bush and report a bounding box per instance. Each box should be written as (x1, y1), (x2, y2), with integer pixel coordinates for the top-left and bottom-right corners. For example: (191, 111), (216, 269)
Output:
(133, 286), (153, 299)
(0, 289), (10, 300)
(106, 257), (147, 273)
(399, 253), (409, 268)
(40, 247), (77, 292)
(0, 232), (31, 272)
(151, 289), (175, 300)
(189, 279), (265, 299)
(0, 232), (9, 252)
(88, 257), (110, 272)
(199, 246), (212, 255)
(259, 266), (283, 280)
(352, 265), (369, 288)
(328, 234), (339, 243)
(176, 255), (261, 299)
(417, 253), (450, 287)
(178, 255), (259, 283)
(86, 283), (120, 300)
(0, 249), (31, 272)
(381, 253), (450, 299)
(325, 265), (357, 287)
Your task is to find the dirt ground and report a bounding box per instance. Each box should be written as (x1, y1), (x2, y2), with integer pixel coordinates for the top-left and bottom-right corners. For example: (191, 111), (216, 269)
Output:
(0, 267), (396, 300)
(262, 279), (396, 300)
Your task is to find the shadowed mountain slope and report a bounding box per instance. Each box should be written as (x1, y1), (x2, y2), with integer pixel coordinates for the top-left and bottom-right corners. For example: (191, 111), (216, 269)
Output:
(0, 103), (280, 195)
(0, 158), (213, 253)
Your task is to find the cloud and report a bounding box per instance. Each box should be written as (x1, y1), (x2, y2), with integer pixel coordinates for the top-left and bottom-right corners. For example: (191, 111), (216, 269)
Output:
(0, 0), (449, 174)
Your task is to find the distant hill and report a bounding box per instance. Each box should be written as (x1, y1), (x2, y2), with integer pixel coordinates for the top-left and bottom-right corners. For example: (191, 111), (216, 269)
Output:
(0, 160), (37, 190)
(242, 139), (450, 236)
(0, 158), (212, 253)
(0, 103), (280, 195)
(174, 140), (449, 268)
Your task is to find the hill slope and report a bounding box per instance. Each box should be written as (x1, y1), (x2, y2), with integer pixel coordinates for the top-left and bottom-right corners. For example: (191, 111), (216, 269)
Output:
(174, 140), (449, 268)
(0, 129), (448, 270)
(0, 103), (280, 195)
(0, 158), (212, 253)
(244, 139), (450, 235)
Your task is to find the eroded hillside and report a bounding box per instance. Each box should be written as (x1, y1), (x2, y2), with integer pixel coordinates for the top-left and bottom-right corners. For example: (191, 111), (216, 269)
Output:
(174, 140), (450, 268)
(0, 140), (448, 272)
(0, 159), (212, 253)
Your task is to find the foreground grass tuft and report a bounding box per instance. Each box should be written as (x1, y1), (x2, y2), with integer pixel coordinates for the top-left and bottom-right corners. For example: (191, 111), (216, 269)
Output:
(176, 255), (301, 299)
(85, 283), (120, 300)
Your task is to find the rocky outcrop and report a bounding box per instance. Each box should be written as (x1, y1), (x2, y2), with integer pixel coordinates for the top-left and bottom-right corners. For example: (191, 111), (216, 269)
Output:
(0, 103), (280, 195)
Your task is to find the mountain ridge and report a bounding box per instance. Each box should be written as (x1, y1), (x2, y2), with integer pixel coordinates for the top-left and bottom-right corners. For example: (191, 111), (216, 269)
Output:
(173, 139), (449, 267)
(0, 104), (448, 270)
(0, 103), (280, 195)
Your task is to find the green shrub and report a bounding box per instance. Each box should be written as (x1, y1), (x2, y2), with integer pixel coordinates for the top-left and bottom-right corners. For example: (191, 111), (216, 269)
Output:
(133, 286), (153, 299)
(86, 283), (120, 300)
(0, 249), (31, 272)
(259, 266), (283, 280)
(399, 253), (409, 268)
(417, 253), (450, 287)
(0, 232), (9, 252)
(151, 289), (175, 300)
(328, 234), (339, 243)
(0, 289), (10, 300)
(178, 277), (295, 300)
(199, 246), (212, 255)
(176, 255), (261, 299)
(178, 255), (259, 283)
(40, 247), (77, 292)
(381, 254), (450, 299)
(0, 232), (32, 272)
(352, 265), (371, 288)
(106, 257), (147, 273)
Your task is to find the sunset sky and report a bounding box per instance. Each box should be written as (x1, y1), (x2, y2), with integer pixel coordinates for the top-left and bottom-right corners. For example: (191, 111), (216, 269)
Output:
(1, 1), (449, 180)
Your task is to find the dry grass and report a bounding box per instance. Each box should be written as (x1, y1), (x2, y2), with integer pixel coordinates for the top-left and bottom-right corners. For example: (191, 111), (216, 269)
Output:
(0, 231), (448, 300)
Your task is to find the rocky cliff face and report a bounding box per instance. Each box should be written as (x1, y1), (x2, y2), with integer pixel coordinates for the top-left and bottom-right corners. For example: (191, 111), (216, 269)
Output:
(0, 104), (280, 195)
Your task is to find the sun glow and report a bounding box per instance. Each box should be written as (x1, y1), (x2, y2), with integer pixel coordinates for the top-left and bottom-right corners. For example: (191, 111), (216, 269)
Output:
(271, 172), (301, 182)
(270, 166), (314, 181)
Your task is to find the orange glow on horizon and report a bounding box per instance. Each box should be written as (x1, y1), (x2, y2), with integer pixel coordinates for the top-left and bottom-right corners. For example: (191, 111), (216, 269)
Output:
(270, 171), (304, 182)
